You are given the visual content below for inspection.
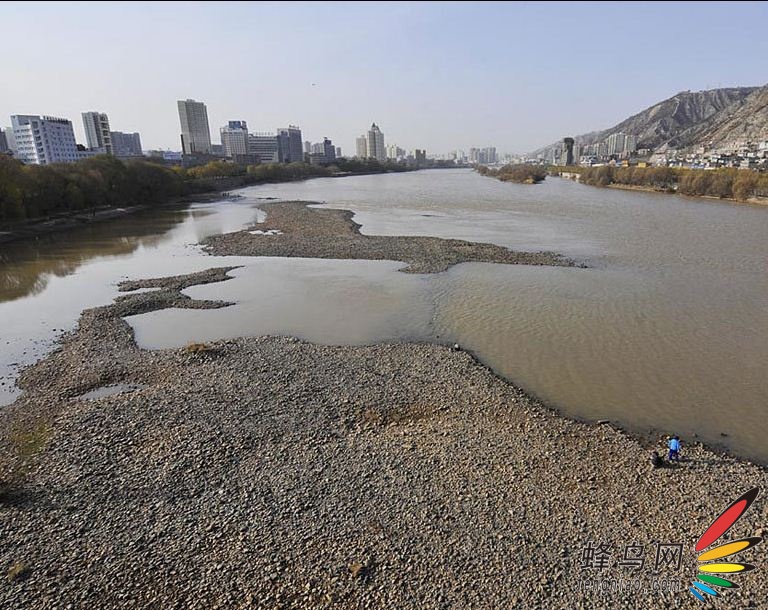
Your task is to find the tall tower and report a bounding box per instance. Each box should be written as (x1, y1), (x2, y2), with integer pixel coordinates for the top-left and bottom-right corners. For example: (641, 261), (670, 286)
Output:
(177, 99), (212, 155)
(82, 111), (112, 154)
(563, 137), (575, 166)
(366, 123), (386, 162)
(356, 136), (368, 158)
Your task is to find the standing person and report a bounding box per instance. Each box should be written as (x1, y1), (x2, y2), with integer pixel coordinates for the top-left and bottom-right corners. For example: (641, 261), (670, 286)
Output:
(668, 435), (681, 462)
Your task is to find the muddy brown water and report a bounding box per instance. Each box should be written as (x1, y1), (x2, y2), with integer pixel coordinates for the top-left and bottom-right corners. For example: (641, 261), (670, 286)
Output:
(1, 169), (767, 462)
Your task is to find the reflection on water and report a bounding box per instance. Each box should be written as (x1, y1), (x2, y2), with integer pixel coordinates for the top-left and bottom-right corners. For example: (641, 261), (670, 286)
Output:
(0, 207), (188, 302)
(2, 169), (768, 463)
(0, 198), (261, 404)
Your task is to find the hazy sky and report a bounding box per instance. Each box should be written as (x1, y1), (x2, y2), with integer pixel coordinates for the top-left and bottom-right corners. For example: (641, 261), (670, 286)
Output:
(2, 1), (767, 154)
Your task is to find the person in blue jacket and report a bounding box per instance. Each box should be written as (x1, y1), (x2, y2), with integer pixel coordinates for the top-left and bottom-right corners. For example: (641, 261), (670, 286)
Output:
(668, 435), (681, 462)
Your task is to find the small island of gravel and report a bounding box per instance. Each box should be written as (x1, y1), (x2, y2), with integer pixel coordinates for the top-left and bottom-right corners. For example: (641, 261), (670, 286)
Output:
(202, 201), (574, 273)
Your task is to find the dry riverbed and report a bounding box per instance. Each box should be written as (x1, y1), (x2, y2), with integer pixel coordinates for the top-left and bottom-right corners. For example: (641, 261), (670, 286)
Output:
(1, 204), (766, 609)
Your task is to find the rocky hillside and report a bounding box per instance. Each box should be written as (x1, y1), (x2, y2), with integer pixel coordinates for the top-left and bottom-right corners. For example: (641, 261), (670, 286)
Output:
(531, 85), (767, 157)
(689, 85), (768, 149)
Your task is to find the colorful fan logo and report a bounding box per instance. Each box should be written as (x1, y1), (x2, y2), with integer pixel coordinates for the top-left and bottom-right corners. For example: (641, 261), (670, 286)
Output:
(689, 487), (762, 602)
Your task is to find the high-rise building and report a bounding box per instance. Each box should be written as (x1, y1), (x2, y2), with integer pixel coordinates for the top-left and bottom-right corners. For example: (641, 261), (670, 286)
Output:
(482, 146), (498, 164)
(623, 134), (638, 154)
(304, 140), (312, 155)
(563, 138), (575, 166)
(322, 138), (336, 162)
(10, 115), (79, 165)
(606, 132), (626, 156)
(110, 131), (143, 157)
(366, 123), (386, 162)
(355, 136), (368, 158)
(82, 111), (112, 154)
(469, 147), (495, 164)
(248, 133), (279, 163)
(276, 126), (303, 163)
(414, 149), (426, 165)
(177, 99), (212, 155)
(220, 120), (249, 158)
(386, 144), (406, 160)
(335, 146), (342, 158)
(3, 126), (17, 154)
(0, 128), (8, 153)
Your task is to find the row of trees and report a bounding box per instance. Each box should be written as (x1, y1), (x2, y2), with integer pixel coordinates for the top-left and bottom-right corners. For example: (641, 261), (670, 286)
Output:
(0, 155), (419, 224)
(477, 164), (548, 184)
(0, 155), (186, 222)
(557, 165), (768, 201)
(175, 157), (412, 184)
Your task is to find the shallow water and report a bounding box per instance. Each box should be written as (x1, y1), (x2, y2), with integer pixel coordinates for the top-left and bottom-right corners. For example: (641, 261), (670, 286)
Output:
(2, 169), (767, 462)
(126, 259), (435, 348)
(0, 199), (262, 404)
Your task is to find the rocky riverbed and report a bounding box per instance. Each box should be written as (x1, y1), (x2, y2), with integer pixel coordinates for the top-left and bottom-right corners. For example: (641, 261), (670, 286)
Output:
(202, 201), (575, 273)
(0, 265), (766, 609)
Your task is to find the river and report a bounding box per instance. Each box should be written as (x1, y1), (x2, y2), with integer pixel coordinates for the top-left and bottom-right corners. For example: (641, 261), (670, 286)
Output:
(1, 169), (767, 462)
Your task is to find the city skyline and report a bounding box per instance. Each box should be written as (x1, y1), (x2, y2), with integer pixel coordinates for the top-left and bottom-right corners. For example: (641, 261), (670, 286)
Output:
(2, 2), (767, 154)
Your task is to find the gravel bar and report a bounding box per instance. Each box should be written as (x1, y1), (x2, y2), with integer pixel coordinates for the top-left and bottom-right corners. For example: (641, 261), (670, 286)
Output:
(202, 201), (576, 273)
(1, 265), (766, 609)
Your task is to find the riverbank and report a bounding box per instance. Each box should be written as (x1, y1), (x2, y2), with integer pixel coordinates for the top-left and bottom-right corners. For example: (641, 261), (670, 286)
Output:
(605, 181), (768, 206)
(556, 170), (768, 207)
(1, 263), (766, 609)
(203, 200), (575, 272)
(0, 156), (420, 246)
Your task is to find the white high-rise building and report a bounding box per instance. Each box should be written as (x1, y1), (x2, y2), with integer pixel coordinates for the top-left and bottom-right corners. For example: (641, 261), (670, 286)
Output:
(82, 111), (112, 154)
(10, 115), (79, 165)
(386, 144), (406, 160)
(623, 134), (638, 154)
(366, 123), (386, 162)
(355, 136), (368, 158)
(220, 121), (249, 158)
(177, 99), (212, 155)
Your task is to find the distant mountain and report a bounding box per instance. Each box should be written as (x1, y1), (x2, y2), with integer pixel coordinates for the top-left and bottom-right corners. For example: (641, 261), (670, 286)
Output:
(530, 85), (768, 159)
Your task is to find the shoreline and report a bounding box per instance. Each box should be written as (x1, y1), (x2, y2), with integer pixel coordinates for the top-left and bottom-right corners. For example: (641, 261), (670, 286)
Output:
(557, 173), (768, 207)
(1, 265), (766, 608)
